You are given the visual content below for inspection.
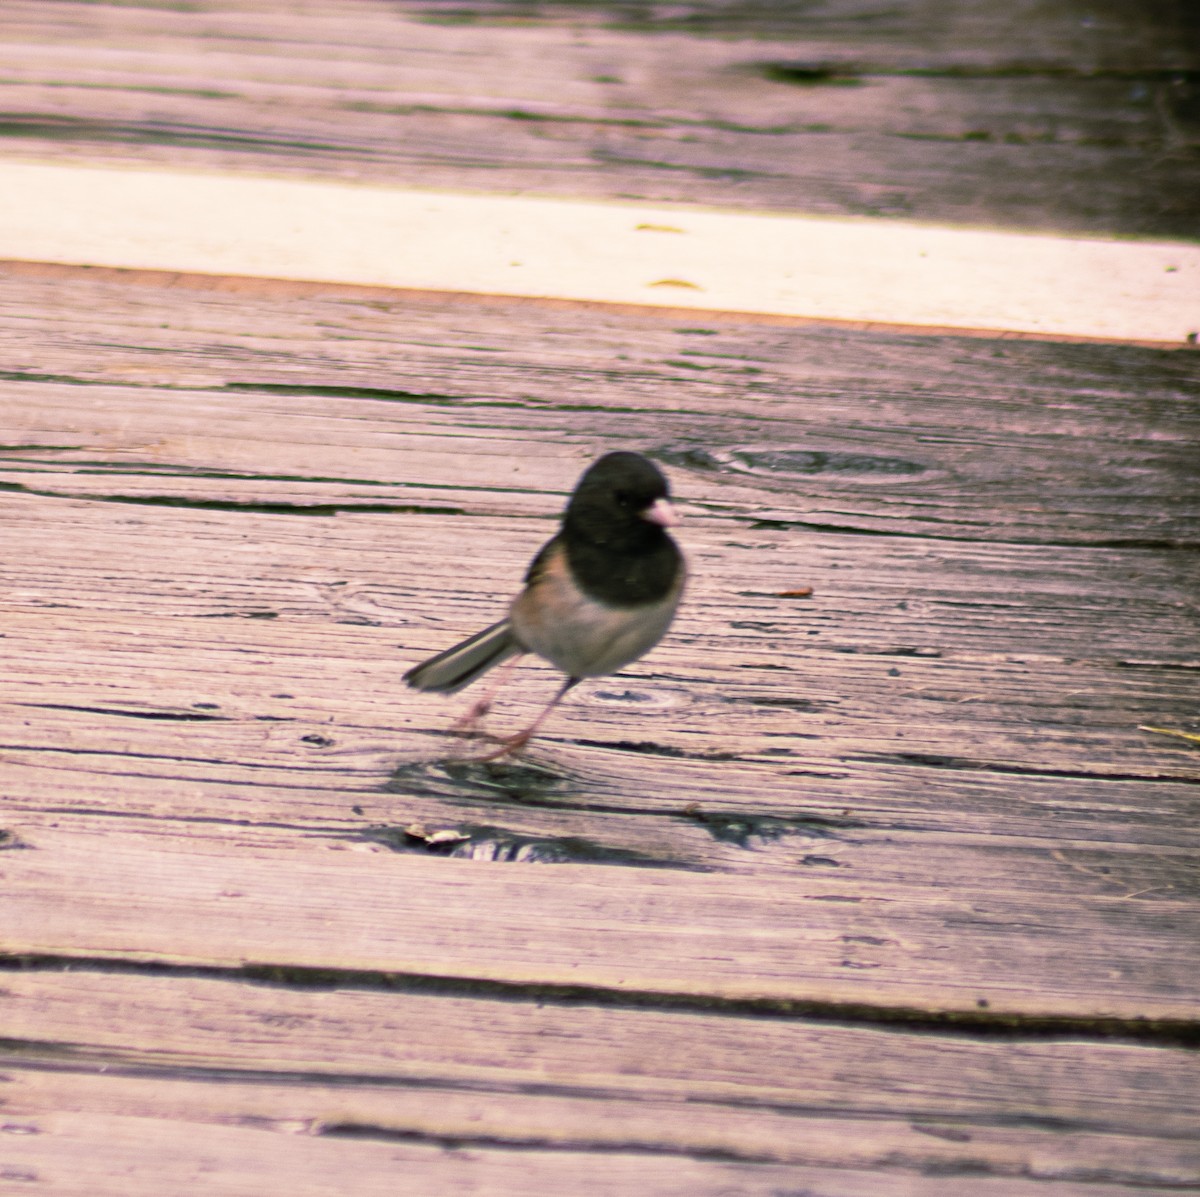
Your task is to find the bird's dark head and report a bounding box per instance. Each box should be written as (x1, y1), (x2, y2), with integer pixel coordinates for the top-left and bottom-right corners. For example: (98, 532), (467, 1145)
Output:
(564, 451), (679, 546)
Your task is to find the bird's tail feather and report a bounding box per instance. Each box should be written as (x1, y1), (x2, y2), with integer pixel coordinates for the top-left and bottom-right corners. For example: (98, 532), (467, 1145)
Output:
(404, 619), (521, 694)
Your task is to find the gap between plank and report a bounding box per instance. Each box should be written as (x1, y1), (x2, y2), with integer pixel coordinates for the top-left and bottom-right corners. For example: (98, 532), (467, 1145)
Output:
(1, 160), (1197, 346)
(2, 953), (1196, 1048)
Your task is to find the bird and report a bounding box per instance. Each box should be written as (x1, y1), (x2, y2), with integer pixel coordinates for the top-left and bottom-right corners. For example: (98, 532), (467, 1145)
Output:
(404, 451), (685, 758)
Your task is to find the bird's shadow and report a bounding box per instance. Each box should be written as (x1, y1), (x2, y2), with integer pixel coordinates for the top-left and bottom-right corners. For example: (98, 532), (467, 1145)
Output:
(386, 750), (572, 808)
(379, 741), (855, 868)
(376, 752), (694, 868)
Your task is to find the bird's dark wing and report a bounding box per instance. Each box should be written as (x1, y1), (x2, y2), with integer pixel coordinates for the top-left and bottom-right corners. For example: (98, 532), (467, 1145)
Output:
(523, 533), (565, 586)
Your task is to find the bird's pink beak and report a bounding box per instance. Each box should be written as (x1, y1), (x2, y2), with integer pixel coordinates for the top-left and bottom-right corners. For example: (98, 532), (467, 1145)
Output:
(642, 497), (680, 527)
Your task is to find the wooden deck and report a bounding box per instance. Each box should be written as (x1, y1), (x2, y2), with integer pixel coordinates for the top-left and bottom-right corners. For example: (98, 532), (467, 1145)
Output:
(2, 3), (1199, 1193)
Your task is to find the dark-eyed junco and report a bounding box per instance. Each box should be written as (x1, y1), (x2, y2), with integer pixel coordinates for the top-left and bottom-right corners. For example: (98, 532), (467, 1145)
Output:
(405, 451), (685, 757)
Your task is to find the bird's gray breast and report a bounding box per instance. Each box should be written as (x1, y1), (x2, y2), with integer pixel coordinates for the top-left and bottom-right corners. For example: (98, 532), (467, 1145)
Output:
(511, 549), (684, 679)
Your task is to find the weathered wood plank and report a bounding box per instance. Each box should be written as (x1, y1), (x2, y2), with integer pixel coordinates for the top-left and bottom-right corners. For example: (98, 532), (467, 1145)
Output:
(4, 821), (1198, 1022)
(0, 1), (1195, 236)
(0, 1100), (910, 1197)
(0, 264), (1196, 1031)
(4, 593), (1198, 838)
(2, 266), (1197, 549)
(0, 971), (1196, 1186)
(2, 1093), (1164, 1197)
(1, 260), (1197, 1190)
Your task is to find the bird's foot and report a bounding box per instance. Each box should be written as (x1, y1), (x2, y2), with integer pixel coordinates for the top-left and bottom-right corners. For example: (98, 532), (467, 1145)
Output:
(467, 730), (534, 763)
(448, 698), (492, 739)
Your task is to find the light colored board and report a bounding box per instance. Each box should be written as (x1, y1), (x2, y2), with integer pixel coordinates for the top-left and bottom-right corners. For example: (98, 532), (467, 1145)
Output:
(3, 160), (1197, 342)
(0, 0), (1196, 238)
(0, 973), (1197, 1185)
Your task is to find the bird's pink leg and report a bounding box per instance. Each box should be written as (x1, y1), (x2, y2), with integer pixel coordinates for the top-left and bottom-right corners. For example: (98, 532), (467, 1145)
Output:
(472, 677), (578, 761)
(448, 653), (524, 738)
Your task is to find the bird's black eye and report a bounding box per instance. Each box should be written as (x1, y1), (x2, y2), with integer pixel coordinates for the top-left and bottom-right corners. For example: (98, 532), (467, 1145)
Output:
(614, 490), (633, 507)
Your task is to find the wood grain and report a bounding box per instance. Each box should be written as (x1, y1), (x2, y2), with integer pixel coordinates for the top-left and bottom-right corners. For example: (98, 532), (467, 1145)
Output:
(3, 1090), (1171, 1197)
(1, 259), (1198, 1187)
(0, 972), (1197, 1187)
(2, 265), (1197, 548)
(4, 818), (1199, 1025)
(0, 0), (1196, 236)
(3, 6), (1199, 1190)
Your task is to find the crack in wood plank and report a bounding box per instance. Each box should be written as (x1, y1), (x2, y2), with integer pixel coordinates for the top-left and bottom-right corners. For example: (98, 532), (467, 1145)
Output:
(2, 954), (1197, 1046)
